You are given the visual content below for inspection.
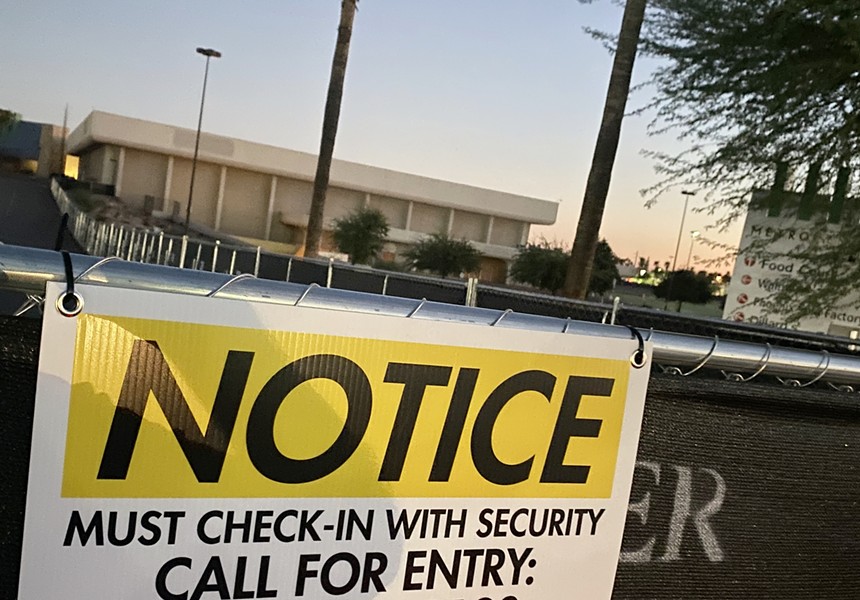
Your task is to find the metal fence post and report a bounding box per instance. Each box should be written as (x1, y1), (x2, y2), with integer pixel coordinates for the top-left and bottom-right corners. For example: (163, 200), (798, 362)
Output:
(139, 232), (149, 262)
(179, 235), (188, 268)
(166, 238), (174, 266)
(326, 258), (334, 288)
(465, 277), (478, 307)
(84, 221), (93, 253)
(286, 257), (292, 282)
(229, 250), (237, 275)
(193, 243), (202, 270)
(382, 274), (389, 296)
(147, 234), (156, 263)
(115, 227), (124, 258)
(98, 223), (107, 256)
(125, 230), (136, 261)
(212, 241), (220, 272)
(157, 232), (164, 265)
(610, 296), (621, 325)
(254, 246), (261, 277)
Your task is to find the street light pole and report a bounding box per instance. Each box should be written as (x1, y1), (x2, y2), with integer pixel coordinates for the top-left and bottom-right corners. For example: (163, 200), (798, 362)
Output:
(670, 191), (695, 274)
(663, 190), (695, 310)
(686, 230), (701, 270)
(185, 47), (221, 236)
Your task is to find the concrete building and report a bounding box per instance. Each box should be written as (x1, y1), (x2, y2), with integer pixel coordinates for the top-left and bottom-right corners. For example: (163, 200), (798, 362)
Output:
(67, 111), (558, 281)
(0, 119), (68, 177)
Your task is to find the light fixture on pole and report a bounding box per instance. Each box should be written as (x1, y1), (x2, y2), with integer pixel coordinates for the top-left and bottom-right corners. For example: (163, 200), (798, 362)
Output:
(686, 230), (701, 270)
(185, 46), (222, 236)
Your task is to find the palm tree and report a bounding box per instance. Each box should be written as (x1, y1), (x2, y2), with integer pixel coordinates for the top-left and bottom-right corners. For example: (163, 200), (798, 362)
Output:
(305, 0), (359, 258)
(563, 0), (647, 298)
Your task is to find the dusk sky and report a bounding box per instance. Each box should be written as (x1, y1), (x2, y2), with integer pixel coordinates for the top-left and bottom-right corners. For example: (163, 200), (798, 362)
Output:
(2, 0), (742, 269)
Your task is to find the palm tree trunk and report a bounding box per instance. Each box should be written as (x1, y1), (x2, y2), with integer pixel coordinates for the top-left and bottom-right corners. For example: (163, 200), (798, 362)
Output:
(305, 0), (358, 258)
(563, 0), (647, 298)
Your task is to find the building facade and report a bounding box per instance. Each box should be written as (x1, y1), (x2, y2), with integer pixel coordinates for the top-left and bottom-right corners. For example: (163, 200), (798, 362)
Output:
(67, 111), (558, 281)
(0, 120), (67, 176)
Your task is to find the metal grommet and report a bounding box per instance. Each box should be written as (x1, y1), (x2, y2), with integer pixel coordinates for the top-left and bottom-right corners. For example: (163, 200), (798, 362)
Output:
(626, 325), (647, 369)
(56, 251), (84, 317)
(56, 290), (84, 317)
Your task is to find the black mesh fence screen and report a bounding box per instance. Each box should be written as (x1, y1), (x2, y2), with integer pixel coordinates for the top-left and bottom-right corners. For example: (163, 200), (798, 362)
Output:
(232, 249), (259, 276)
(256, 252), (289, 281)
(0, 317), (38, 598)
(477, 285), (608, 322)
(213, 246), (236, 273)
(614, 375), (860, 598)
(286, 257), (329, 286)
(384, 274), (467, 304)
(1, 317), (857, 598)
(331, 265), (387, 295)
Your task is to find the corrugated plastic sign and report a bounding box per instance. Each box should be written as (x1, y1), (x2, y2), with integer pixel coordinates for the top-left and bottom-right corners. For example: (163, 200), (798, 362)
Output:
(20, 282), (650, 599)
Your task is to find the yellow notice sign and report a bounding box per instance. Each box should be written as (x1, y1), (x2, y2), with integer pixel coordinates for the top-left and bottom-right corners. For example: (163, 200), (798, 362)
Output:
(23, 283), (651, 600)
(63, 314), (630, 499)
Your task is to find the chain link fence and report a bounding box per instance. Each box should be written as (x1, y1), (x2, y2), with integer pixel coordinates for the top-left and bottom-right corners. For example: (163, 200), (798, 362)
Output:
(52, 178), (859, 357)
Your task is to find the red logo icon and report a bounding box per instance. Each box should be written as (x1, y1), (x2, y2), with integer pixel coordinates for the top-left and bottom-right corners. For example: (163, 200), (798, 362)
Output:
(744, 256), (756, 267)
(737, 293), (749, 305)
(734, 312), (745, 322)
(741, 274), (752, 285)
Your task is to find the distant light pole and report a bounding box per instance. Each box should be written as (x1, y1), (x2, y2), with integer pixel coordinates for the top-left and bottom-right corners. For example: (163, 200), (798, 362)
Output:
(670, 191), (696, 273)
(185, 46), (222, 236)
(686, 230), (701, 269)
(663, 190), (695, 310)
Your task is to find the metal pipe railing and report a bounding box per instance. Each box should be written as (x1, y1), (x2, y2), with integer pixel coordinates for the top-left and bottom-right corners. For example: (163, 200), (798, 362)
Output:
(1, 245), (859, 387)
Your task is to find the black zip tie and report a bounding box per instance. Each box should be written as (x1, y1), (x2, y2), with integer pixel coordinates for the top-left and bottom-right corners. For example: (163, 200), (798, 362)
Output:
(626, 325), (647, 368)
(54, 213), (69, 251)
(56, 251), (84, 317)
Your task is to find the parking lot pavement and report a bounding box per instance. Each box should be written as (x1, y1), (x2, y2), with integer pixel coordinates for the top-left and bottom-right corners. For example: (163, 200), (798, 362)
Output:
(0, 174), (83, 316)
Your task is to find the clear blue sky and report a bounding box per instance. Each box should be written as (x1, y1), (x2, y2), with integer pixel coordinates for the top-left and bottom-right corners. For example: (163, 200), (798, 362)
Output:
(2, 0), (740, 269)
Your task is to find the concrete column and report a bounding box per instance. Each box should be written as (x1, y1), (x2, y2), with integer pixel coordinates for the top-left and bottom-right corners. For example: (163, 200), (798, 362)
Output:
(265, 175), (278, 240)
(520, 223), (530, 245)
(114, 147), (126, 196)
(405, 201), (414, 231)
(486, 216), (495, 244)
(447, 209), (455, 236)
(214, 166), (227, 230)
(163, 156), (174, 211)
(102, 146), (113, 184)
(364, 192), (371, 207)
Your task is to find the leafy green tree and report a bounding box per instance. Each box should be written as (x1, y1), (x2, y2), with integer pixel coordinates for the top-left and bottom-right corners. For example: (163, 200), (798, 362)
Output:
(305, 0), (359, 258)
(637, 0), (860, 318)
(563, 0), (648, 298)
(654, 269), (713, 312)
(589, 239), (621, 295)
(0, 109), (19, 135)
(511, 241), (568, 293)
(405, 233), (481, 278)
(512, 239), (620, 295)
(332, 206), (389, 265)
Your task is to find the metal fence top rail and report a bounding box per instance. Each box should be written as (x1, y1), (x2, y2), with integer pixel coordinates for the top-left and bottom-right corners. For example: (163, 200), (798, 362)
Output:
(2, 244), (859, 388)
